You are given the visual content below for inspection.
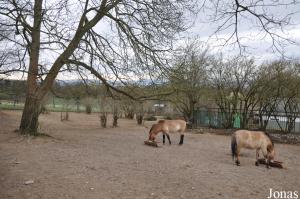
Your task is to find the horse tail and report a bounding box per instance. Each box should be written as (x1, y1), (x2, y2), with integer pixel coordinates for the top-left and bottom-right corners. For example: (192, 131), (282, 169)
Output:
(231, 134), (237, 160)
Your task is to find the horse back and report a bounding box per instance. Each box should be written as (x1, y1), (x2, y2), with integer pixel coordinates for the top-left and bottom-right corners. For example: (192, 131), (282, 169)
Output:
(234, 130), (268, 149)
(161, 119), (186, 132)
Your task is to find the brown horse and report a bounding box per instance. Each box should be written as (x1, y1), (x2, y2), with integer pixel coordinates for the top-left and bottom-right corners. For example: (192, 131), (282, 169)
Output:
(148, 120), (186, 145)
(231, 130), (275, 168)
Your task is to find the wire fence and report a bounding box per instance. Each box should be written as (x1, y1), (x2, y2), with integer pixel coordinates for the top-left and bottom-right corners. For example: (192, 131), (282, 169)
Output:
(192, 108), (300, 133)
(0, 99), (100, 113)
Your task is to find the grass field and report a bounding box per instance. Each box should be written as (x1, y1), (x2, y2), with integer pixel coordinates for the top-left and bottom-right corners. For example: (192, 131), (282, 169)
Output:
(0, 98), (103, 113)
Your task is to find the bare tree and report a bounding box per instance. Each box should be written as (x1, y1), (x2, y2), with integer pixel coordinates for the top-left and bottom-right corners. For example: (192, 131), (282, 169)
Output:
(209, 56), (258, 128)
(121, 98), (135, 119)
(0, 0), (198, 135)
(167, 39), (211, 121)
(60, 98), (70, 121)
(256, 60), (300, 132)
(204, 0), (300, 55)
(136, 101), (144, 125)
(112, 98), (120, 127)
(82, 96), (93, 114)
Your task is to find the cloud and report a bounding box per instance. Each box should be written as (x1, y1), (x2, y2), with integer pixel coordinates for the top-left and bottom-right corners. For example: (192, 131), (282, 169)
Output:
(184, 1), (300, 61)
(184, 24), (300, 63)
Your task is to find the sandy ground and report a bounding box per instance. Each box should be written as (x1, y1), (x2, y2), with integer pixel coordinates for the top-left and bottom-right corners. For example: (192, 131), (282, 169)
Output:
(0, 110), (299, 199)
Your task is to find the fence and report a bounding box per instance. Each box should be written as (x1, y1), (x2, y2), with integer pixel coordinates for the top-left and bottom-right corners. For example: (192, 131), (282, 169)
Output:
(192, 108), (300, 133)
(0, 98), (106, 113)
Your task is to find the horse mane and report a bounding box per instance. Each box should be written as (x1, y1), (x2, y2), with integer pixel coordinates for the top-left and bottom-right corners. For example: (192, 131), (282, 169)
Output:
(263, 132), (274, 147)
(149, 124), (155, 134)
(158, 120), (165, 123)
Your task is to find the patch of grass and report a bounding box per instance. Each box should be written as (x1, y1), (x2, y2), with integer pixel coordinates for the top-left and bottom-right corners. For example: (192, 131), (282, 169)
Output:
(0, 103), (24, 110)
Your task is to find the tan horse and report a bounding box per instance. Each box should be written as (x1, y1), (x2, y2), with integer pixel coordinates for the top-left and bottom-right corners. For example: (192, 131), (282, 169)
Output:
(148, 120), (186, 145)
(231, 129), (275, 168)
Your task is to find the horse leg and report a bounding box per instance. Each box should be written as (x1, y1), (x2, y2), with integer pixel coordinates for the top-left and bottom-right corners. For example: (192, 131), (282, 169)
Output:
(179, 133), (184, 145)
(163, 133), (165, 144)
(236, 147), (241, 166)
(166, 133), (171, 145)
(255, 149), (260, 166)
(262, 148), (270, 169)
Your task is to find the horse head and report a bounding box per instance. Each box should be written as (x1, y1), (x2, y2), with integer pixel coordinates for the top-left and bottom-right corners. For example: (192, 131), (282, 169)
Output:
(148, 124), (156, 141)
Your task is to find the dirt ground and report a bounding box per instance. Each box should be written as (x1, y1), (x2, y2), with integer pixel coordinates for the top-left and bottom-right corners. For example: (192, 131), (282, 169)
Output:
(0, 110), (299, 199)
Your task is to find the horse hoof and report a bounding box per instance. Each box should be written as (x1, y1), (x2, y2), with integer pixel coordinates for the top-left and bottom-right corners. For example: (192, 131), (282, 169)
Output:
(236, 161), (240, 166)
(255, 161), (259, 166)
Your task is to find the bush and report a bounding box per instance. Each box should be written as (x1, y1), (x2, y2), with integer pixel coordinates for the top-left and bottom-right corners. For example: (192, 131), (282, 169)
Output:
(143, 116), (157, 121)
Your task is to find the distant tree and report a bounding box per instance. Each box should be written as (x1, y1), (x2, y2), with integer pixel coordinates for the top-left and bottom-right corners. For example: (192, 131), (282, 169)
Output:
(98, 86), (110, 128)
(112, 99), (120, 127)
(121, 98), (135, 119)
(167, 40), (211, 121)
(255, 60), (300, 132)
(209, 56), (258, 128)
(136, 101), (144, 125)
(82, 97), (93, 114)
(60, 98), (70, 121)
(2, 80), (27, 105)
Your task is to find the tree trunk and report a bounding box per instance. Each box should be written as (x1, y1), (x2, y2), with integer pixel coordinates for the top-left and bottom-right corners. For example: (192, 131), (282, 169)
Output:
(100, 113), (107, 128)
(19, 0), (43, 135)
(19, 96), (41, 135)
(136, 114), (143, 125)
(112, 114), (118, 127)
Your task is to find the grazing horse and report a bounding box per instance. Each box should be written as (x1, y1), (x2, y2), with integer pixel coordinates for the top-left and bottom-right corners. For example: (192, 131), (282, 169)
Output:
(148, 120), (186, 145)
(231, 129), (275, 168)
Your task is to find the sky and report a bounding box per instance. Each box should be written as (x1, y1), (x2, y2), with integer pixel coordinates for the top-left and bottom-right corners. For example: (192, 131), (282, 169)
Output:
(2, 0), (300, 81)
(57, 1), (300, 80)
(185, 1), (300, 63)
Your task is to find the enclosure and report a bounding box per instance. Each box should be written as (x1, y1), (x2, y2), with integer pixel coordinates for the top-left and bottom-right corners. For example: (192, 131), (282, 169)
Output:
(193, 108), (300, 133)
(0, 110), (299, 199)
